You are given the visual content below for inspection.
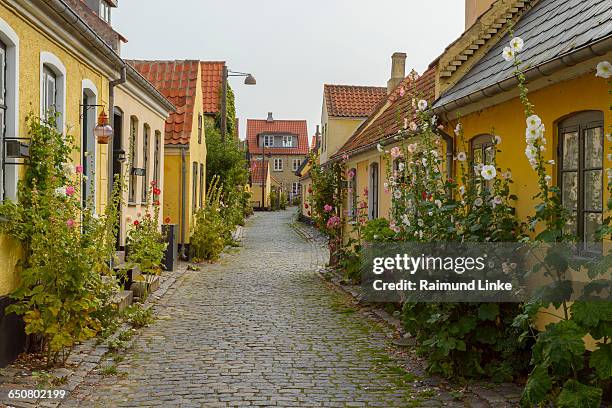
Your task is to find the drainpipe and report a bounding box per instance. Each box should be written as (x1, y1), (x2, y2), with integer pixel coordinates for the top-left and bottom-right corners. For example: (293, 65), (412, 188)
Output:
(180, 146), (188, 260)
(108, 65), (127, 204)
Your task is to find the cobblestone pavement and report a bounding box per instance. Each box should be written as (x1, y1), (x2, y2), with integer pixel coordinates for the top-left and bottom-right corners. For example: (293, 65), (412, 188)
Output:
(58, 210), (517, 407)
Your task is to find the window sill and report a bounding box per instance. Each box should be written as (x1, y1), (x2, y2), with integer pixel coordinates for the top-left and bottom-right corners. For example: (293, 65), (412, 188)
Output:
(127, 202), (138, 207)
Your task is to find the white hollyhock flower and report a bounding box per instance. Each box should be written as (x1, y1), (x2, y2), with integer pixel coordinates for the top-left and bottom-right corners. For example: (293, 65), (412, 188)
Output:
(55, 187), (67, 197)
(417, 99), (428, 111)
(408, 143), (418, 153)
(502, 171), (512, 180)
(434, 199), (442, 208)
(456, 152), (467, 162)
(525, 145), (538, 160)
(545, 175), (552, 184)
(398, 162), (405, 172)
(409, 121), (418, 132)
(63, 163), (75, 176)
(417, 219), (424, 227)
(454, 123), (462, 136)
(526, 125), (545, 142)
(459, 185), (466, 195)
(474, 163), (483, 175)
(493, 135), (502, 145)
(430, 115), (438, 126)
(394, 190), (402, 199)
(481, 164), (497, 180)
(502, 47), (515, 62)
(474, 197), (484, 207)
(596, 61), (612, 79)
(401, 214), (410, 226)
(510, 37), (524, 53)
(493, 196), (503, 206)
(547, 160), (555, 165)
(526, 115), (542, 129)
(377, 143), (383, 152)
(403, 118), (409, 129)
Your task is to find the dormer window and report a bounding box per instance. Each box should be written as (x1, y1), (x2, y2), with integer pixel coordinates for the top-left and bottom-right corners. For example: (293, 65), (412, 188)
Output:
(99, 1), (111, 24)
(263, 134), (274, 147)
(282, 135), (294, 147)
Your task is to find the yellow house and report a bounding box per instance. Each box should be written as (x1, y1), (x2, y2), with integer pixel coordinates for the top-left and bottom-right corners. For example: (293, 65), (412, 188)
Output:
(319, 83), (386, 165)
(249, 159), (272, 209)
(0, 0), (171, 366)
(130, 60), (207, 256)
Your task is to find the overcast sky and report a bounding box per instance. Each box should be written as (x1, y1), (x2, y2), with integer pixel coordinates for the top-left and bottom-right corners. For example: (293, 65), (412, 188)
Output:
(113, 0), (465, 140)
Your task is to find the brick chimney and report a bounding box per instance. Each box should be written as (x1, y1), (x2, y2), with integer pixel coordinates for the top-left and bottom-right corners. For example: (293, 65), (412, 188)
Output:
(266, 112), (274, 123)
(387, 52), (406, 94)
(465, 0), (496, 29)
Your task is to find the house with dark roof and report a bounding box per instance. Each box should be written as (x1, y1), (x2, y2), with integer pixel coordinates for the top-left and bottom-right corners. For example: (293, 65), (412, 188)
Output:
(246, 113), (309, 201)
(130, 60), (208, 253)
(319, 82), (387, 164)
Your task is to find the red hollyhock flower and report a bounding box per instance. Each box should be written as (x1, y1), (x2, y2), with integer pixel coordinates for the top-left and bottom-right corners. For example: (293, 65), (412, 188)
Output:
(308, 187), (312, 194)
(153, 200), (160, 206)
(421, 191), (427, 200)
(153, 188), (161, 196)
(165, 217), (171, 224)
(150, 180), (157, 186)
(134, 220), (140, 226)
(304, 203), (309, 209)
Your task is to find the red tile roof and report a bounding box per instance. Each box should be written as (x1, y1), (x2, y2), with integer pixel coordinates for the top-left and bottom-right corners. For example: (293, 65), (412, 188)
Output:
(310, 133), (319, 151)
(333, 68), (436, 158)
(200, 61), (225, 114)
(324, 85), (387, 118)
(246, 119), (309, 155)
(128, 60), (200, 145)
(250, 160), (269, 184)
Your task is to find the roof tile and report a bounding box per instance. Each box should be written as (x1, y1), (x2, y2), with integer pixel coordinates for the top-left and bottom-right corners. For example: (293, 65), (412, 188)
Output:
(246, 119), (309, 155)
(200, 61), (225, 114)
(324, 85), (387, 118)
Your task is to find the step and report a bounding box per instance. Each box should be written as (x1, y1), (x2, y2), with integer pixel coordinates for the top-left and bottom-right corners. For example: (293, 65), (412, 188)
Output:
(130, 275), (161, 299)
(110, 290), (133, 312)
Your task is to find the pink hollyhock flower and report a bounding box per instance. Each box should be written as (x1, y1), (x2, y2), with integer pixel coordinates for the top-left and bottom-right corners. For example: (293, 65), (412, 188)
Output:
(363, 187), (369, 196)
(347, 169), (356, 179)
(323, 204), (333, 212)
(326, 215), (341, 229)
(65, 186), (76, 196)
(390, 146), (402, 159)
(75, 165), (83, 174)
(151, 180), (157, 186)
(66, 219), (75, 228)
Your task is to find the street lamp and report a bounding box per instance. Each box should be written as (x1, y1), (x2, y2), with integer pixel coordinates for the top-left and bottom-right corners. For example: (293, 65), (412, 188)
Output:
(221, 66), (256, 143)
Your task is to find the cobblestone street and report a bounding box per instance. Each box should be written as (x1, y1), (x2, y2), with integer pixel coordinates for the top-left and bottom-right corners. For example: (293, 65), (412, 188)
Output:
(58, 210), (422, 407)
(57, 210), (518, 407)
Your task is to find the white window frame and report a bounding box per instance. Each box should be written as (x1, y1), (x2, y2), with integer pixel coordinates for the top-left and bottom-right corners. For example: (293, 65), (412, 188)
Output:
(273, 158), (283, 172)
(263, 134), (274, 147)
(40, 52), (66, 133)
(292, 182), (300, 195)
(81, 79), (98, 212)
(292, 158), (301, 172)
(99, 1), (111, 23)
(282, 135), (293, 147)
(0, 16), (19, 201)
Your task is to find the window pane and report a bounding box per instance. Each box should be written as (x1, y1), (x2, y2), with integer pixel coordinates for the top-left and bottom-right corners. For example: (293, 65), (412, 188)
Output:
(484, 145), (495, 164)
(562, 131), (578, 170)
(583, 170), (602, 211)
(584, 127), (603, 169)
(584, 212), (602, 244)
(0, 47), (5, 105)
(564, 211), (577, 237)
(562, 172), (578, 211)
(473, 147), (483, 164)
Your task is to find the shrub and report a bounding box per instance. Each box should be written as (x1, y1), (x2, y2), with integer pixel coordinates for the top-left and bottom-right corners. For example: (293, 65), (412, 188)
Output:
(0, 114), (121, 366)
(190, 176), (226, 261)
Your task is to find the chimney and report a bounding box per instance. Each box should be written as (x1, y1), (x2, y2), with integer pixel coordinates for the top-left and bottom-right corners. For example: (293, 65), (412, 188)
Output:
(316, 124), (320, 136)
(387, 52), (406, 94)
(465, 0), (496, 29)
(266, 112), (274, 123)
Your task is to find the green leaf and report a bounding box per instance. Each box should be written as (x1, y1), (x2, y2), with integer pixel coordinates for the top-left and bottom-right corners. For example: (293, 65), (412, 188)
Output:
(571, 302), (612, 329)
(478, 303), (499, 321)
(556, 379), (602, 408)
(521, 365), (552, 405)
(536, 320), (585, 372)
(589, 343), (612, 380)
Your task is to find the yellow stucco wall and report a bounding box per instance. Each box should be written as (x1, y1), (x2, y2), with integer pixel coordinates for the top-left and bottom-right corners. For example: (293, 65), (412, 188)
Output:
(320, 115), (365, 165)
(114, 86), (167, 246)
(0, 4), (112, 296)
(451, 72), (610, 228)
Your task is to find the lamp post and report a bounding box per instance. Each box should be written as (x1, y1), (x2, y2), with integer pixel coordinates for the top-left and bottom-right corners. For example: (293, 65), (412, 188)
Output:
(220, 66), (256, 143)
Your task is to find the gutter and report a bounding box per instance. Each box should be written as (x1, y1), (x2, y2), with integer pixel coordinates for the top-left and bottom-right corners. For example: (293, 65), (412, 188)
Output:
(434, 35), (612, 116)
(43, 0), (175, 113)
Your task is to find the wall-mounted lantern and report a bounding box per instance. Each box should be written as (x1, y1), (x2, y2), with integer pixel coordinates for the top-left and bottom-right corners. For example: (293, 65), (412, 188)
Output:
(114, 148), (126, 163)
(94, 109), (113, 144)
(5, 139), (30, 159)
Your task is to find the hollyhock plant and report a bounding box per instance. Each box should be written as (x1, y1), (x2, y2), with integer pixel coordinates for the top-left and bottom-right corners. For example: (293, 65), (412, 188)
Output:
(324, 204), (333, 212)
(65, 186), (76, 196)
(75, 164), (83, 174)
(595, 60), (612, 79)
(390, 146), (402, 159)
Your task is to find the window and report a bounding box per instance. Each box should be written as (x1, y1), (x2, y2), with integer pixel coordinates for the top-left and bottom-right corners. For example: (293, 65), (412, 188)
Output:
(141, 125), (150, 203)
(198, 113), (203, 144)
(273, 158), (283, 171)
(471, 134), (496, 189)
(99, 1), (111, 23)
(323, 124), (327, 152)
(348, 168), (357, 218)
(192, 162), (198, 212)
(199, 163), (204, 208)
(0, 40), (6, 199)
(292, 182), (300, 195)
(153, 131), (161, 185)
(263, 134), (274, 147)
(81, 83), (98, 210)
(369, 163), (379, 219)
(42, 66), (57, 125)
(40, 52), (66, 132)
(128, 116), (138, 203)
(282, 135), (294, 147)
(292, 158), (301, 172)
(558, 111), (604, 251)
